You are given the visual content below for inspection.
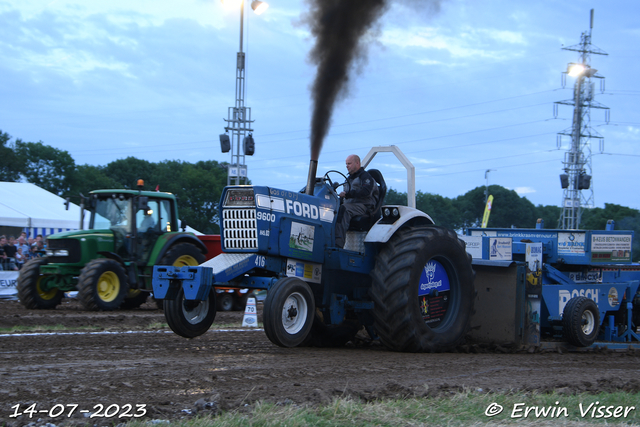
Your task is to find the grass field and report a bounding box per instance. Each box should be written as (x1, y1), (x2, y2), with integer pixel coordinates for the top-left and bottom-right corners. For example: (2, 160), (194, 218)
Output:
(126, 390), (640, 427)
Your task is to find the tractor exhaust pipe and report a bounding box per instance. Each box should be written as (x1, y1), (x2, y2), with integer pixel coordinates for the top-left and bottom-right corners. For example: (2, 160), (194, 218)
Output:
(305, 159), (318, 195)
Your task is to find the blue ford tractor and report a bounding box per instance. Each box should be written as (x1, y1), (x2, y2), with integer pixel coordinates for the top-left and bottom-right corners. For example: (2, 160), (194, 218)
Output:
(152, 147), (476, 351)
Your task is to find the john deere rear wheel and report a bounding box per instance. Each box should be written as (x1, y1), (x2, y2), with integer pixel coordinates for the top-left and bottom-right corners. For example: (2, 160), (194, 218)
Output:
(369, 225), (475, 352)
(160, 243), (205, 267)
(77, 258), (129, 311)
(17, 258), (63, 309)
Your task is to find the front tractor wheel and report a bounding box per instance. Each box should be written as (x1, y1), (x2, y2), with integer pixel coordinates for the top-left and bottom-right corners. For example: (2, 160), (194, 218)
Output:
(17, 258), (63, 309)
(164, 288), (217, 338)
(77, 259), (129, 311)
(263, 277), (315, 348)
(369, 225), (476, 352)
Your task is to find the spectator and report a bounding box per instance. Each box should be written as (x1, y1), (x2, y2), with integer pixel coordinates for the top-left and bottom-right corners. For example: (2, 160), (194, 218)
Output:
(16, 236), (31, 262)
(0, 235), (18, 270)
(15, 246), (24, 269)
(31, 236), (46, 258)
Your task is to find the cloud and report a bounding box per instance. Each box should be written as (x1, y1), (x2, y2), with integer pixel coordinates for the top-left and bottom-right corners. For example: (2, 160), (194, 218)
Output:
(380, 25), (526, 63)
(514, 186), (536, 195)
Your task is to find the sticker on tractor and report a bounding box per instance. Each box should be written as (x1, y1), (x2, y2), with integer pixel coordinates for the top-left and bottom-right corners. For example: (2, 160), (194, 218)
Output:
(286, 258), (322, 284)
(558, 232), (586, 255)
(608, 287), (619, 308)
(569, 269), (602, 283)
(489, 237), (512, 261)
(591, 234), (632, 263)
(289, 222), (315, 252)
(418, 260), (450, 326)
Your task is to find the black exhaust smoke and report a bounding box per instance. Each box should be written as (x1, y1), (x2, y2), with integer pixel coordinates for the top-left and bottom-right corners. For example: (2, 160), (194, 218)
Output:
(304, 0), (389, 195)
(303, 0), (441, 195)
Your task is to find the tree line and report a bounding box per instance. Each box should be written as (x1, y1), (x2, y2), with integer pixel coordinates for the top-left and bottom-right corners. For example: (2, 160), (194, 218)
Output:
(1, 130), (227, 234)
(384, 187), (640, 261)
(2, 129), (639, 259)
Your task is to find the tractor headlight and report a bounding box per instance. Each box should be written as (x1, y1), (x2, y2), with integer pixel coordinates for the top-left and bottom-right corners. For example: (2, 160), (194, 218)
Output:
(381, 206), (401, 224)
(46, 249), (69, 257)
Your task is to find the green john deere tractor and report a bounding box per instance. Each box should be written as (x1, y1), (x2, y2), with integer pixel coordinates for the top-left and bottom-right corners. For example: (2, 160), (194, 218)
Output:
(17, 184), (207, 311)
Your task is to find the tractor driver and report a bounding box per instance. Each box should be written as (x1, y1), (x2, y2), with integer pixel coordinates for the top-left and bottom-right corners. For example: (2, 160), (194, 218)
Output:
(335, 154), (379, 248)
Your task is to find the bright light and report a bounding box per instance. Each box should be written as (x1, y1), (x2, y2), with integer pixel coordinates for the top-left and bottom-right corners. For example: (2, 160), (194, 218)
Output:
(220, 0), (243, 10)
(568, 64), (585, 77)
(251, 0), (269, 15)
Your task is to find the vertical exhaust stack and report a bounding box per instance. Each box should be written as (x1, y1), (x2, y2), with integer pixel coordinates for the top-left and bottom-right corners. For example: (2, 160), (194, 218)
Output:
(305, 159), (318, 195)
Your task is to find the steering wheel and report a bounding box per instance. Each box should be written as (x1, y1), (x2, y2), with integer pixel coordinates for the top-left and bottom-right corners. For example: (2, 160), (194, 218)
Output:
(323, 170), (347, 193)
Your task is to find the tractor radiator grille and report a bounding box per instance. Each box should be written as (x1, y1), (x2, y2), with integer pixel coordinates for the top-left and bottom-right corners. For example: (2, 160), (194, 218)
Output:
(222, 208), (258, 250)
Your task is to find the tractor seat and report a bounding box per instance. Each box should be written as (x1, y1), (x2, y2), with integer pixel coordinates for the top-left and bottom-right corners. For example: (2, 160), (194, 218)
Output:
(348, 169), (387, 232)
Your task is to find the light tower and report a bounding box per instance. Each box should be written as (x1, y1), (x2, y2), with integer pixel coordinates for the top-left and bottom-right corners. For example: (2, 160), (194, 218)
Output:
(554, 9), (609, 230)
(219, 0), (268, 185)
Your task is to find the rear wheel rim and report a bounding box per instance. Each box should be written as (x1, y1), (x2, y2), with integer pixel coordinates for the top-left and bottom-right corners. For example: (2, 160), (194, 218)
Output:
(97, 271), (120, 302)
(36, 277), (57, 300)
(173, 255), (198, 267)
(418, 258), (454, 329)
(582, 310), (595, 335)
(281, 292), (308, 335)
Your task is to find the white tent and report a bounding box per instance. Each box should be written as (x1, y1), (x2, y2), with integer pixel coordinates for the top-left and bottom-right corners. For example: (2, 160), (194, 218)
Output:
(0, 182), (88, 237)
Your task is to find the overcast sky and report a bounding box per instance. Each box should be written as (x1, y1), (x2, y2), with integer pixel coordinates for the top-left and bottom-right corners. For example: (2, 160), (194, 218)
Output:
(1, 0), (639, 215)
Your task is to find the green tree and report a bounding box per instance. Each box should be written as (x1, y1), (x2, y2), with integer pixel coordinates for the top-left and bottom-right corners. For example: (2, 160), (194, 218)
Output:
(103, 157), (158, 189)
(534, 204), (562, 229)
(416, 191), (461, 230)
(14, 140), (76, 195)
(69, 164), (121, 198)
(581, 203), (640, 231)
(383, 188), (407, 205)
(455, 185), (538, 230)
(0, 130), (19, 182)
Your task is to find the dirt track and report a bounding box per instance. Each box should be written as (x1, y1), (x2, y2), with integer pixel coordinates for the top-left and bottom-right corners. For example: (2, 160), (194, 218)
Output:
(2, 298), (640, 426)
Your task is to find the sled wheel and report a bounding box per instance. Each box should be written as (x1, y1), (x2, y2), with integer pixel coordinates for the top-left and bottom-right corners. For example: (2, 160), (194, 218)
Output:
(562, 296), (600, 347)
(17, 258), (63, 309)
(120, 289), (149, 309)
(78, 258), (129, 311)
(263, 277), (314, 347)
(370, 225), (476, 352)
(216, 292), (234, 312)
(164, 287), (216, 338)
(155, 243), (205, 311)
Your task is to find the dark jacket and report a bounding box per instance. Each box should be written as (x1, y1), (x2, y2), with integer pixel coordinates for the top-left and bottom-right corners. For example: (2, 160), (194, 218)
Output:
(344, 168), (379, 209)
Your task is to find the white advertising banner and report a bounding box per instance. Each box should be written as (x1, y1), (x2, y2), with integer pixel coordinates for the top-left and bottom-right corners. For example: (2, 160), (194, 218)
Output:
(0, 271), (19, 299)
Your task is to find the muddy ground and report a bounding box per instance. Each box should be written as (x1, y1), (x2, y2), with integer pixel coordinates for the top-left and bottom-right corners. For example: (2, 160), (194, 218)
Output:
(1, 297), (640, 426)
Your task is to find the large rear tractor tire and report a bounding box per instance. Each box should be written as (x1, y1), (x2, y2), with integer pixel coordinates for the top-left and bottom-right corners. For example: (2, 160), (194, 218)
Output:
(17, 258), (63, 309)
(263, 277), (315, 348)
(77, 259), (129, 311)
(562, 296), (600, 347)
(160, 243), (205, 267)
(164, 288), (217, 338)
(369, 225), (475, 352)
